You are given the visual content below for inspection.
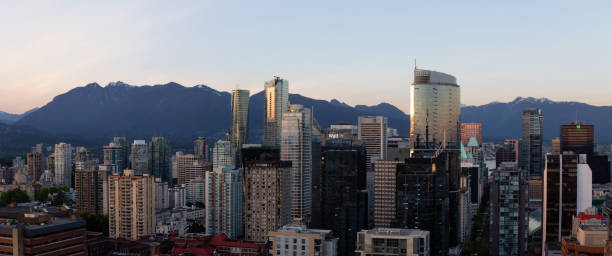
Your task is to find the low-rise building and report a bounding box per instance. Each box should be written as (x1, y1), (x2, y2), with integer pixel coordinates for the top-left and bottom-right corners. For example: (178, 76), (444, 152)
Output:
(268, 224), (338, 256)
(355, 228), (429, 256)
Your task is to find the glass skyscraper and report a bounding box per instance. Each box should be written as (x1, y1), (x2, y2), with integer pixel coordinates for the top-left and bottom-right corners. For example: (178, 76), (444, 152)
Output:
(410, 68), (461, 150)
(280, 104), (312, 224)
(264, 76), (289, 147)
(149, 137), (171, 182)
(230, 89), (250, 166)
(522, 109), (543, 177)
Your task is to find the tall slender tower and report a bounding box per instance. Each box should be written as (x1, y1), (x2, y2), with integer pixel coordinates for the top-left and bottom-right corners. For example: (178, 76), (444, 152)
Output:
(130, 140), (149, 174)
(521, 109), (543, 177)
(410, 68), (461, 150)
(264, 77), (289, 147)
(230, 89), (250, 166)
(54, 142), (72, 187)
(194, 137), (208, 161)
(280, 104), (312, 224)
(148, 137), (171, 182)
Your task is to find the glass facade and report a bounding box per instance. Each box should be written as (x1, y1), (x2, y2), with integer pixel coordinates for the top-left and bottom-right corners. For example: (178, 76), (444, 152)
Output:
(264, 77), (289, 147)
(230, 89), (250, 166)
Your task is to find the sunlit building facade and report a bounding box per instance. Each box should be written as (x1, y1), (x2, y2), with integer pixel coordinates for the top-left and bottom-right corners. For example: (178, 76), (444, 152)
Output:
(264, 76), (289, 147)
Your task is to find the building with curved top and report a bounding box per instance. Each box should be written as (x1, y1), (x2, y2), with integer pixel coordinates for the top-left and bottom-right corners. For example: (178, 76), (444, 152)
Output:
(410, 68), (460, 150)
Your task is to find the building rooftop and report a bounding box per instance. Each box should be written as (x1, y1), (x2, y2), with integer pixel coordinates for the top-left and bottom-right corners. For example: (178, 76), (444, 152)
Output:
(361, 228), (429, 237)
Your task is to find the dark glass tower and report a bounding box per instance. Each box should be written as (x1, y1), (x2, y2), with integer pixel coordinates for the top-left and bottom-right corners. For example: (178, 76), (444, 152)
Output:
(149, 137), (171, 182)
(522, 109), (543, 177)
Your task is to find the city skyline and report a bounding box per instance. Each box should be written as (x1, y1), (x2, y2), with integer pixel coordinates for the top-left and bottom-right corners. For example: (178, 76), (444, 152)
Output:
(2, 1), (612, 114)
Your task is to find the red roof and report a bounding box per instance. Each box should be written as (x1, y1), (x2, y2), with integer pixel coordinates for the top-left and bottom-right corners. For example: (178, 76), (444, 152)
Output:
(209, 233), (264, 249)
(578, 212), (605, 220)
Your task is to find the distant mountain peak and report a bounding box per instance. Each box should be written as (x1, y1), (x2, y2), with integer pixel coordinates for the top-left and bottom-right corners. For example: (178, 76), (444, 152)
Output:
(160, 82), (183, 88)
(106, 81), (134, 88)
(85, 82), (101, 88)
(511, 96), (552, 104)
(329, 99), (351, 107)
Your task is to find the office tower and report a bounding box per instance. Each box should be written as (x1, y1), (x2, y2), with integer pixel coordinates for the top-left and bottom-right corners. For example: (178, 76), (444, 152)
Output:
(577, 154), (593, 213)
(243, 147), (292, 242)
(205, 167), (243, 239)
(75, 163), (108, 214)
(542, 152), (578, 251)
(373, 160), (404, 228)
(108, 170), (155, 240)
(460, 123), (482, 146)
(186, 176), (205, 203)
(317, 140), (367, 256)
(489, 162), (528, 256)
(358, 116), (388, 225)
(281, 104), (312, 224)
(194, 137), (208, 161)
(54, 142), (72, 187)
(230, 89), (250, 166)
(169, 184), (186, 208)
(104, 142), (127, 172)
(522, 109), (543, 177)
(112, 136), (130, 168)
(173, 152), (211, 185)
(327, 123), (358, 141)
(155, 178), (169, 210)
(552, 137), (560, 153)
(269, 224), (338, 256)
(264, 76), (289, 147)
(213, 140), (235, 170)
(149, 137), (171, 182)
(410, 68), (461, 149)
(358, 116), (388, 170)
(355, 228), (430, 256)
(26, 152), (44, 182)
(130, 140), (149, 174)
(561, 122), (594, 155)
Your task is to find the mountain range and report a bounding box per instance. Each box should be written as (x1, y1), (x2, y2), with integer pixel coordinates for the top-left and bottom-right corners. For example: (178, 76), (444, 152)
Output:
(2, 81), (612, 155)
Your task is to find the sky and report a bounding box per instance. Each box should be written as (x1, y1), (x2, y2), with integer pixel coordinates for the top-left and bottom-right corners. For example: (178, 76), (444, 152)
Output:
(1, 1), (611, 114)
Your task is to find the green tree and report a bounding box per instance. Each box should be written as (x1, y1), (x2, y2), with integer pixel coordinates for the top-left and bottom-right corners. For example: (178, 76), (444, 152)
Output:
(75, 211), (109, 236)
(187, 222), (205, 233)
(0, 189), (30, 206)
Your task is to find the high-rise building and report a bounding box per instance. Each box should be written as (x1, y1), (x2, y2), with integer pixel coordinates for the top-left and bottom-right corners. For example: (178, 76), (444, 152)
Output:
(205, 167), (243, 239)
(149, 137), (171, 182)
(54, 142), (72, 187)
(186, 176), (205, 203)
(490, 162), (528, 256)
(112, 136), (130, 169)
(355, 228), (430, 256)
(213, 140), (235, 170)
(243, 147), (292, 242)
(542, 152), (578, 252)
(173, 152), (211, 185)
(577, 154), (593, 213)
(26, 152), (44, 182)
(104, 142), (127, 172)
(358, 116), (388, 170)
(75, 163), (109, 214)
(194, 137), (208, 161)
(108, 170), (155, 241)
(269, 224), (338, 256)
(561, 122), (594, 155)
(460, 123), (482, 146)
(552, 137), (561, 154)
(169, 184), (186, 209)
(317, 140), (368, 256)
(522, 109), (543, 177)
(264, 76), (289, 147)
(373, 160), (403, 228)
(410, 68), (460, 149)
(230, 89), (250, 166)
(155, 178), (169, 210)
(281, 104), (312, 224)
(130, 140), (149, 174)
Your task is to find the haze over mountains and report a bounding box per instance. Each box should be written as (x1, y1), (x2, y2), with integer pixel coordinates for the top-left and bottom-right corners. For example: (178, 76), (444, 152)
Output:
(1, 81), (612, 154)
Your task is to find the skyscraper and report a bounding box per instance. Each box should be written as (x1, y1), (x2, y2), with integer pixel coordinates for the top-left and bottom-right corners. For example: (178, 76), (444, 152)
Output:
(243, 147), (292, 242)
(410, 68), (461, 149)
(373, 160), (403, 228)
(264, 76), (289, 147)
(522, 109), (543, 177)
(148, 137), (171, 182)
(26, 152), (44, 182)
(213, 140), (235, 170)
(489, 163), (528, 256)
(194, 137), (208, 161)
(357, 116), (387, 225)
(460, 123), (482, 146)
(542, 152), (578, 251)
(108, 170), (155, 241)
(560, 122), (594, 155)
(112, 136), (130, 170)
(280, 104), (312, 224)
(205, 167), (243, 239)
(54, 142), (72, 187)
(230, 89), (250, 166)
(75, 163), (109, 214)
(103, 142), (127, 172)
(130, 140), (148, 174)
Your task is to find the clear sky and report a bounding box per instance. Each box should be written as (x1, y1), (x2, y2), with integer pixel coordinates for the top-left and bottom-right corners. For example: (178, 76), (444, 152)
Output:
(1, 1), (611, 114)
